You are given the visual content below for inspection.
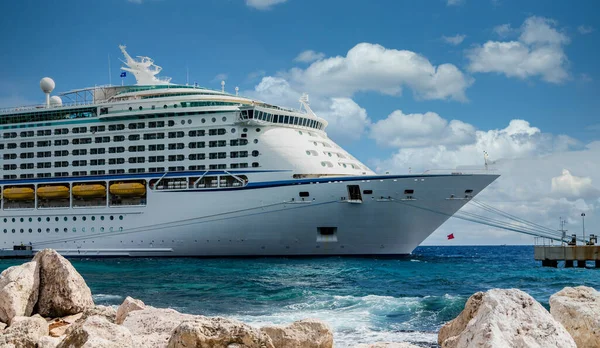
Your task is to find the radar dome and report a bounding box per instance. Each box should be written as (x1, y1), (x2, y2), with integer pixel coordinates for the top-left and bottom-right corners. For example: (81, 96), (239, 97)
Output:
(49, 96), (62, 107)
(40, 77), (55, 93)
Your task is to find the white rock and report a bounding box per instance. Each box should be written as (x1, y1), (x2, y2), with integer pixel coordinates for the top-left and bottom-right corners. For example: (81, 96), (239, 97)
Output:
(261, 318), (333, 348)
(550, 286), (600, 348)
(0, 261), (39, 324)
(121, 306), (198, 348)
(354, 343), (421, 348)
(57, 315), (133, 348)
(438, 289), (576, 348)
(80, 305), (117, 323)
(0, 321), (6, 332)
(0, 314), (49, 348)
(167, 317), (274, 348)
(38, 335), (63, 348)
(115, 296), (145, 325)
(33, 249), (94, 317)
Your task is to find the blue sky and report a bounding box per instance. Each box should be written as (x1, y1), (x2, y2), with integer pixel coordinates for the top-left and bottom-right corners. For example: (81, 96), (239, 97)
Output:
(1, 0), (599, 244)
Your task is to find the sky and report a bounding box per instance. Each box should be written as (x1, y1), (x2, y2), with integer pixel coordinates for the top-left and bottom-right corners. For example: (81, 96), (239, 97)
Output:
(0, 0), (599, 245)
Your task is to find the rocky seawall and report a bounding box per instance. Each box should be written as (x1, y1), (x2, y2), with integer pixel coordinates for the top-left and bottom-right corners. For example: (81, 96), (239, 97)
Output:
(0, 249), (598, 348)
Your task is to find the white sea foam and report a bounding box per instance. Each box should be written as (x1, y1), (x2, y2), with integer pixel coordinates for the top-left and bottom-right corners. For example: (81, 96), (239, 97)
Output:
(92, 294), (124, 302)
(232, 294), (439, 347)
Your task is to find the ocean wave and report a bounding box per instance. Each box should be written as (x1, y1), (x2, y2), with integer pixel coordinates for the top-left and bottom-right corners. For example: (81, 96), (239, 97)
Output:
(232, 293), (461, 347)
(92, 294), (124, 302)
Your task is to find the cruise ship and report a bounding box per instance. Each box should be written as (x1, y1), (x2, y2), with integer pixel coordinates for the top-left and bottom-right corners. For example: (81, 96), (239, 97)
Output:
(0, 46), (498, 257)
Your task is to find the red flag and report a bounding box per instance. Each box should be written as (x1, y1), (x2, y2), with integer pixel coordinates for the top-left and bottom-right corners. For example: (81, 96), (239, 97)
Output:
(447, 233), (455, 240)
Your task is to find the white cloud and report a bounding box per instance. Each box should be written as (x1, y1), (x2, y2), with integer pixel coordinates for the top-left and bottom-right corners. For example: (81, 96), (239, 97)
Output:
(578, 25), (594, 35)
(285, 43), (472, 102)
(245, 0), (287, 10)
(294, 50), (325, 63)
(370, 110), (475, 148)
(212, 73), (228, 82)
(318, 98), (370, 142)
(369, 111), (596, 245)
(552, 169), (600, 200)
(447, 0), (464, 6)
(442, 34), (466, 45)
(468, 16), (570, 83)
(493, 24), (514, 37)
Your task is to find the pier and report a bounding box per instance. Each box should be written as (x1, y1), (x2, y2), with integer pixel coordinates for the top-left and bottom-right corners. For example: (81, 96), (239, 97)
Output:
(535, 234), (600, 268)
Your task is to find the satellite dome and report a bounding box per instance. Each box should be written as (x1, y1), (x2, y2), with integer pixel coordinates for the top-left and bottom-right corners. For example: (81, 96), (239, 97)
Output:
(40, 77), (55, 93)
(49, 96), (62, 107)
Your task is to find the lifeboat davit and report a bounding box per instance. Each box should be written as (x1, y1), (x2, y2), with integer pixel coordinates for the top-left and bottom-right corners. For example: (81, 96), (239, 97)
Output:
(37, 186), (70, 199)
(3, 187), (35, 201)
(72, 184), (106, 198)
(110, 182), (146, 197)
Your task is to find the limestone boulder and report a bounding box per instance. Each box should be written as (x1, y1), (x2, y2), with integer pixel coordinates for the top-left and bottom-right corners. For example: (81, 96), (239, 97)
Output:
(57, 315), (133, 348)
(115, 296), (145, 325)
(80, 305), (117, 323)
(354, 343), (422, 348)
(0, 314), (49, 348)
(38, 336), (63, 348)
(33, 249), (94, 317)
(438, 289), (576, 348)
(121, 306), (198, 348)
(550, 286), (600, 348)
(0, 321), (6, 332)
(0, 261), (39, 323)
(167, 317), (274, 348)
(261, 319), (333, 348)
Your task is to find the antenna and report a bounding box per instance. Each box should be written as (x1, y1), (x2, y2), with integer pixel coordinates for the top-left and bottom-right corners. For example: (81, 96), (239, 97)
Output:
(235, 86), (239, 96)
(108, 54), (112, 86)
(40, 77), (55, 108)
(483, 151), (489, 171)
(186, 66), (189, 86)
(221, 80), (225, 93)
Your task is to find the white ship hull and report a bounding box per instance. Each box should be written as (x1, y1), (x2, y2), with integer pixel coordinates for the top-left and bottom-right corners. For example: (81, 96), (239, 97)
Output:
(0, 173), (497, 257)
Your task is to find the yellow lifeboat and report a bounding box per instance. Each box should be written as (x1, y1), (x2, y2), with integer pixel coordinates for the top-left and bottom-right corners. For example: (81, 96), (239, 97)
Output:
(37, 185), (70, 200)
(110, 182), (146, 197)
(3, 187), (35, 201)
(72, 184), (106, 198)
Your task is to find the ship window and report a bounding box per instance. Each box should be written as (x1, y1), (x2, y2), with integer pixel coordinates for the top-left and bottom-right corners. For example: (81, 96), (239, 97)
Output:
(252, 150), (259, 157)
(404, 189), (414, 194)
(299, 192), (309, 197)
(363, 190), (373, 194)
(252, 162), (259, 168)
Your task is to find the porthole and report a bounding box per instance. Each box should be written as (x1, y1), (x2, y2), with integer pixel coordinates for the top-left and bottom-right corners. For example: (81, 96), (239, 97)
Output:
(28, 217), (32, 222)
(20, 229), (23, 233)
(91, 227), (95, 232)
(314, 142), (318, 146)
(256, 128), (261, 132)
(55, 217), (59, 222)
(46, 228), (50, 233)
(100, 227), (105, 232)
(119, 215), (124, 220)
(128, 107), (133, 111)
(343, 164), (347, 168)
(151, 105), (156, 110)
(231, 128), (236, 133)
(306, 151), (311, 155)
(222, 117), (227, 122)
(181, 120), (185, 125)
(243, 128), (248, 132)
(92, 216), (96, 221)
(173, 104), (178, 108)
(201, 118), (206, 123)
(211, 117), (216, 123)
(38, 228), (41, 233)
(188, 119), (192, 124)
(46, 217), (50, 222)
(110, 216), (114, 221)
(65, 228), (69, 233)
(73, 216), (77, 221)
(20, 218), (24, 222)
(2, 218), (6, 223)
(163, 105), (168, 109)
(328, 153), (332, 157)
(72, 228), (76, 232)
(253, 139), (258, 144)
(55, 228), (59, 233)
(38, 217), (41, 222)
(64, 217), (68, 221)
(321, 162), (326, 167)
(110, 227), (114, 232)
(82, 227), (86, 232)
(101, 216), (105, 221)
(252, 150), (259, 157)
(139, 106), (143, 110)
(82, 216), (87, 221)
(119, 227), (123, 231)
(12, 229), (15, 233)
(28, 229), (32, 233)
(299, 131), (303, 135)
(3, 229), (6, 233)
(12, 218), (15, 222)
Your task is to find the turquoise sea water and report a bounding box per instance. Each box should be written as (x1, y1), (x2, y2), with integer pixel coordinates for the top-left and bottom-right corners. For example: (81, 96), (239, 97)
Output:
(1, 246), (599, 347)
